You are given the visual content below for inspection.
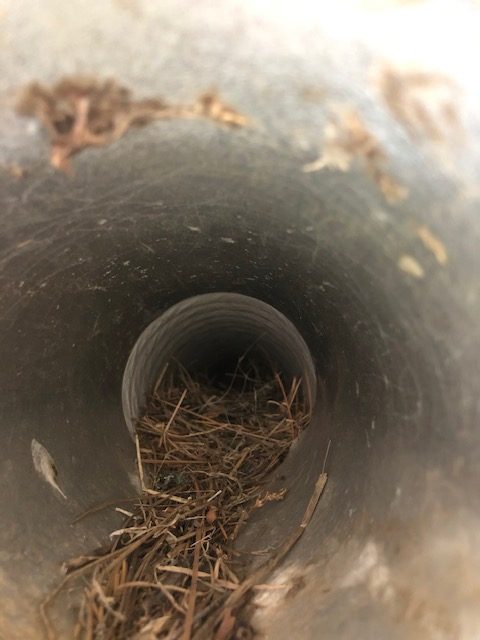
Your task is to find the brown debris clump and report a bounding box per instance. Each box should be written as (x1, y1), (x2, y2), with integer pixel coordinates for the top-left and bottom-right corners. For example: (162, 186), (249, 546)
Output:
(303, 110), (408, 205)
(16, 77), (249, 173)
(379, 68), (461, 142)
(42, 364), (326, 640)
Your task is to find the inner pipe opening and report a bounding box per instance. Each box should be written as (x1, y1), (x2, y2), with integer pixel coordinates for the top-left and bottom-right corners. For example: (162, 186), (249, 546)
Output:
(122, 292), (318, 436)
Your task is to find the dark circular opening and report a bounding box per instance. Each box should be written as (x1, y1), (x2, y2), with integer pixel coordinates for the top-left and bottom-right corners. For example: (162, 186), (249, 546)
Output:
(122, 292), (317, 436)
(203, 349), (276, 392)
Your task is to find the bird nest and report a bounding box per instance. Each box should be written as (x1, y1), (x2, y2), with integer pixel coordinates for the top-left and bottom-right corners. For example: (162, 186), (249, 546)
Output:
(42, 362), (326, 640)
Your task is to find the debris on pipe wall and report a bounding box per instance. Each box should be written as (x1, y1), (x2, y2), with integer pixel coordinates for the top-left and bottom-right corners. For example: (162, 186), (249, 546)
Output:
(417, 225), (448, 265)
(15, 77), (249, 173)
(30, 438), (67, 500)
(378, 68), (461, 142)
(2, 163), (28, 179)
(303, 110), (408, 205)
(398, 254), (425, 279)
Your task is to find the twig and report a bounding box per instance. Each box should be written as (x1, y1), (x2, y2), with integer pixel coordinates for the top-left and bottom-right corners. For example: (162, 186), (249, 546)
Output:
(135, 433), (145, 492)
(71, 498), (137, 524)
(322, 438), (332, 474)
(164, 389), (188, 434)
(182, 525), (203, 640)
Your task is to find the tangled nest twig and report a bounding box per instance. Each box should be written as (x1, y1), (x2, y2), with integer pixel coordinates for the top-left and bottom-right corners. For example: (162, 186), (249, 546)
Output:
(41, 364), (326, 640)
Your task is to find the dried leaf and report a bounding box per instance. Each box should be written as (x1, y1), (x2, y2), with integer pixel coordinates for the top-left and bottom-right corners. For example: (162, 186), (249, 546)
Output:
(31, 439), (67, 499)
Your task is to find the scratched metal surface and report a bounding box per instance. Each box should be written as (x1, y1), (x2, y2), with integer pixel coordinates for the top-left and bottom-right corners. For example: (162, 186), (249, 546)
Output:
(1, 1), (480, 638)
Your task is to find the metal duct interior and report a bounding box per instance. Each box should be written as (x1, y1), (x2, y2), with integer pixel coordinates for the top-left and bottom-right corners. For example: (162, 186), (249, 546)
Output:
(1, 2), (480, 639)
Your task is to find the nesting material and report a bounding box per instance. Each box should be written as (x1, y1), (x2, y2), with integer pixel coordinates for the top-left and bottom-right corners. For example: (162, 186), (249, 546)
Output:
(42, 364), (325, 640)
